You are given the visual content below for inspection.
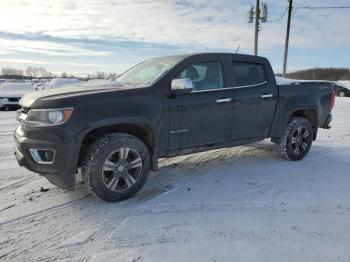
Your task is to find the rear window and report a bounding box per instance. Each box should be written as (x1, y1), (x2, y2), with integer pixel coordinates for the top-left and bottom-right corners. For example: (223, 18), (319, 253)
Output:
(233, 62), (266, 86)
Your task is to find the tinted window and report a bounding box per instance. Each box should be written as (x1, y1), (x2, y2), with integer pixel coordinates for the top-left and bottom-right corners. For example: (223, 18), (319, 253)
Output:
(176, 61), (224, 91)
(233, 62), (266, 86)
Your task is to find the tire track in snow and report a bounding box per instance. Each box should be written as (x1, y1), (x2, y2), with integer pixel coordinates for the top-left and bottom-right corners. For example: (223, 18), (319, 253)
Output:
(1, 142), (276, 225)
(0, 141), (347, 261)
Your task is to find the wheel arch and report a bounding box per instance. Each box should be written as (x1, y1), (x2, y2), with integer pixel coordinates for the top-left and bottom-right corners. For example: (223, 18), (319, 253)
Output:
(78, 123), (156, 169)
(290, 108), (318, 140)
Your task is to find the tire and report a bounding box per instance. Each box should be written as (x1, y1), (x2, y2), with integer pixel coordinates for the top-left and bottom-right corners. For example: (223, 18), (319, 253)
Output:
(278, 117), (313, 161)
(82, 133), (151, 202)
(338, 91), (345, 97)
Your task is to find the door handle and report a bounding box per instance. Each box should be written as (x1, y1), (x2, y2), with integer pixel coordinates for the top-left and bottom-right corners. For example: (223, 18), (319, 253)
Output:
(261, 94), (274, 99)
(216, 98), (232, 103)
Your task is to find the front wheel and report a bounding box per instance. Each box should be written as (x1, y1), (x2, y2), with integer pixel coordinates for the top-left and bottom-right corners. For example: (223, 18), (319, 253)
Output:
(278, 117), (313, 161)
(82, 133), (151, 202)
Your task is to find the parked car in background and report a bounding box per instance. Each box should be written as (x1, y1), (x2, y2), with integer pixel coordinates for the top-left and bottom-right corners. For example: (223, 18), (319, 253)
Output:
(332, 82), (350, 97)
(33, 83), (48, 91)
(46, 78), (81, 89)
(0, 83), (35, 110)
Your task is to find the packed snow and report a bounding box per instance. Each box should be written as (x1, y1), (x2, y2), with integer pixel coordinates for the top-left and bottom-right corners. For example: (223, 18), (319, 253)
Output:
(0, 98), (350, 261)
(0, 83), (35, 97)
(275, 77), (350, 90)
(338, 80), (350, 89)
(47, 78), (80, 89)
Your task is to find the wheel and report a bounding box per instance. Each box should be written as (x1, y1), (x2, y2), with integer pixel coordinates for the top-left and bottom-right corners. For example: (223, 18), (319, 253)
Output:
(82, 133), (151, 202)
(338, 91), (345, 97)
(278, 117), (313, 161)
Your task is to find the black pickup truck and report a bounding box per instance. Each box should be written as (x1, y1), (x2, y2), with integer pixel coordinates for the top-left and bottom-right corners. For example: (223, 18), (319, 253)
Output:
(14, 53), (335, 201)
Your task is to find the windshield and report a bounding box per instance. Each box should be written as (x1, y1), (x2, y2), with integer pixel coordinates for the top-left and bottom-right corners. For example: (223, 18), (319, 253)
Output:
(116, 56), (184, 87)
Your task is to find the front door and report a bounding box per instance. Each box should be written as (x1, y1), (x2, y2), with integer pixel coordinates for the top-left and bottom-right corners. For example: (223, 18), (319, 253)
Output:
(166, 57), (234, 152)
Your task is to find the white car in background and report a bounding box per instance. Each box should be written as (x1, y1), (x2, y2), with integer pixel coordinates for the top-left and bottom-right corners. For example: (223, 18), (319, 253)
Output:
(46, 78), (81, 89)
(0, 83), (35, 110)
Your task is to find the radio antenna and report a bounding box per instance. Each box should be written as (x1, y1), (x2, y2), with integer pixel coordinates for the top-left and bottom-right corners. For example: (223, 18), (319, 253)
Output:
(235, 44), (240, 53)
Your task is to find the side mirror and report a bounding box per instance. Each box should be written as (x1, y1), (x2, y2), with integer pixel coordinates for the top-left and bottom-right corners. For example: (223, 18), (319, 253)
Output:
(171, 78), (193, 94)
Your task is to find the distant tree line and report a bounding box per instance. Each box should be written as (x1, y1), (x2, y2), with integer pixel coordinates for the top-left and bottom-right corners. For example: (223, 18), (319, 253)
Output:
(3, 65), (349, 81)
(281, 68), (350, 81)
(0, 66), (119, 80)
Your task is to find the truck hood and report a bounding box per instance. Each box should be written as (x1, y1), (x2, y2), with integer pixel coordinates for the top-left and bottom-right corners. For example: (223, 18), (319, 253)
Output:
(20, 83), (131, 108)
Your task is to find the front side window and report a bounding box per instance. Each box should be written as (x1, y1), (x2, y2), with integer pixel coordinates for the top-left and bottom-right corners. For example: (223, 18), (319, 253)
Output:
(176, 61), (224, 91)
(233, 61), (266, 87)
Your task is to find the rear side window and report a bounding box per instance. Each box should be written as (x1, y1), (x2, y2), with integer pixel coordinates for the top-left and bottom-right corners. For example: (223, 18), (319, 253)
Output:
(233, 61), (266, 86)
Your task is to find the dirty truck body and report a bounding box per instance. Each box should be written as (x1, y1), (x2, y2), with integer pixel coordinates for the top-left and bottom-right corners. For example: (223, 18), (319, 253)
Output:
(14, 53), (334, 201)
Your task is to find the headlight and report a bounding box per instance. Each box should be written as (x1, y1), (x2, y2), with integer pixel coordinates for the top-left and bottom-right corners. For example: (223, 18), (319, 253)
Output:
(19, 108), (73, 126)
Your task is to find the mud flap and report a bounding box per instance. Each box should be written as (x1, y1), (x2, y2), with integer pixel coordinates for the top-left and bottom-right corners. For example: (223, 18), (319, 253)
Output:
(44, 172), (76, 190)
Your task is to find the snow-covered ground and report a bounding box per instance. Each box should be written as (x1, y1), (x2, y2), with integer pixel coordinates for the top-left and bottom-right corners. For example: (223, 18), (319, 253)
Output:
(338, 80), (350, 89)
(1, 98), (350, 261)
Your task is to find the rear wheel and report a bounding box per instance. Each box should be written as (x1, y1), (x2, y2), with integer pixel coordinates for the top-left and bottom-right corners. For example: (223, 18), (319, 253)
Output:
(338, 91), (345, 97)
(82, 133), (151, 202)
(278, 117), (313, 161)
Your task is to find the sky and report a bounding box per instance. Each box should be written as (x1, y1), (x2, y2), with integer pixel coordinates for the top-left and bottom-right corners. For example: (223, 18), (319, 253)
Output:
(0, 0), (349, 76)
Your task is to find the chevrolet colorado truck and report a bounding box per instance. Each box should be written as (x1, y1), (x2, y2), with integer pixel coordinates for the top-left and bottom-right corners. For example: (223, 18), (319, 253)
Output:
(14, 53), (335, 202)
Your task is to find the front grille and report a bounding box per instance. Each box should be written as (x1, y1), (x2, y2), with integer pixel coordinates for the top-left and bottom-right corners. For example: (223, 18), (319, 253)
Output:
(17, 107), (29, 122)
(20, 107), (30, 114)
(8, 97), (20, 102)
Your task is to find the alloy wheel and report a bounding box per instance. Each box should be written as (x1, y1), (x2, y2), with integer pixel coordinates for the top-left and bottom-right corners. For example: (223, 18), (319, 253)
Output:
(101, 147), (143, 192)
(290, 126), (310, 155)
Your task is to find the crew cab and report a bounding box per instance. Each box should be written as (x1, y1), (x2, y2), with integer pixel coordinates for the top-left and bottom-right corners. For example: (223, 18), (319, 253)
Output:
(14, 53), (335, 201)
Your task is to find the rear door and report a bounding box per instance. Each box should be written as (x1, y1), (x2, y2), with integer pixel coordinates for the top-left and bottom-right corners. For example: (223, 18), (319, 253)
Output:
(166, 55), (234, 151)
(231, 57), (278, 140)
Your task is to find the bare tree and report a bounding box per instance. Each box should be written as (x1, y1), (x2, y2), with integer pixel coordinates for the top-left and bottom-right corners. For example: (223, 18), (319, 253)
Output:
(95, 71), (106, 79)
(25, 66), (34, 77)
(1, 67), (24, 76)
(108, 72), (118, 79)
(61, 72), (68, 78)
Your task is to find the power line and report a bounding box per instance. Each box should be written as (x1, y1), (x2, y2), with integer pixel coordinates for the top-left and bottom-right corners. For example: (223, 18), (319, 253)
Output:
(266, 5), (350, 23)
(295, 6), (350, 9)
(296, 13), (316, 80)
(266, 7), (288, 22)
(293, 6), (350, 14)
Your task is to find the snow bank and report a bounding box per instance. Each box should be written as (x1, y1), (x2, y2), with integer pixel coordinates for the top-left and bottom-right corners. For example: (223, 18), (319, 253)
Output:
(0, 83), (35, 97)
(275, 76), (330, 85)
(337, 80), (350, 89)
(47, 78), (81, 89)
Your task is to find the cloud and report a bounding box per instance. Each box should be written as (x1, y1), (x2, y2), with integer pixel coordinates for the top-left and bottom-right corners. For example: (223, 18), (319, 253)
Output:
(0, 38), (112, 57)
(0, 0), (349, 51)
(0, 58), (52, 65)
(0, 0), (349, 73)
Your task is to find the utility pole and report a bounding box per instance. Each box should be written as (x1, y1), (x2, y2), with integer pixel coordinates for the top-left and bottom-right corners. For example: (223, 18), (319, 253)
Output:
(254, 0), (260, 55)
(282, 0), (293, 77)
(248, 1), (267, 55)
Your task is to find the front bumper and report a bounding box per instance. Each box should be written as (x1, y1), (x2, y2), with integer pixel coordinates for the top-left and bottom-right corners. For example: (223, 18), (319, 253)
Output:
(14, 125), (79, 190)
